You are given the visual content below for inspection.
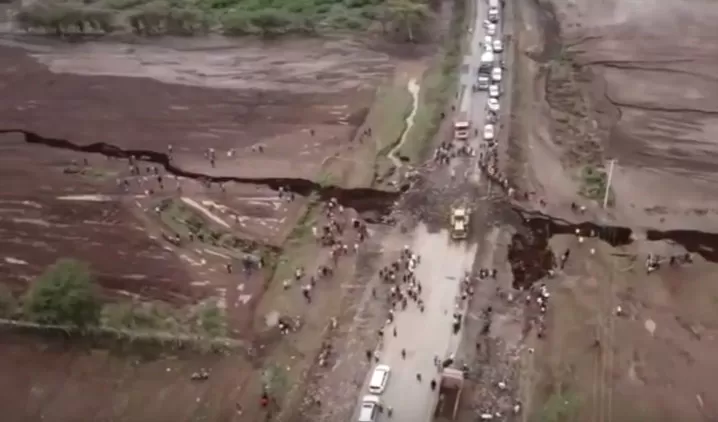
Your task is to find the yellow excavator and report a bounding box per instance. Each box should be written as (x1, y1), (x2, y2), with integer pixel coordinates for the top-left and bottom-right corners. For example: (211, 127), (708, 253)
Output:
(450, 206), (469, 240)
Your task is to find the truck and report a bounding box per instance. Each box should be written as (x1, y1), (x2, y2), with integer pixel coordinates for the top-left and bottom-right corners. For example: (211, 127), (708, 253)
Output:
(453, 112), (470, 141)
(450, 207), (469, 240)
(433, 367), (465, 420)
(479, 51), (495, 75)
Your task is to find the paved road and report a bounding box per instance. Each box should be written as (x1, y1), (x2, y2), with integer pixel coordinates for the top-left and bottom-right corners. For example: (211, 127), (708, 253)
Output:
(458, 0), (504, 189)
(376, 224), (478, 422)
(352, 0), (507, 420)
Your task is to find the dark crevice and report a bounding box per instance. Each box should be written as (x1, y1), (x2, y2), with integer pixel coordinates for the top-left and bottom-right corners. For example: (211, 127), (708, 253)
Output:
(508, 207), (718, 289)
(1, 129), (403, 217)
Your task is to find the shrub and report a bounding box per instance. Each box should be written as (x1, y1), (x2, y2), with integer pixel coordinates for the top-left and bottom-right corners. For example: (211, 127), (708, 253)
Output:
(24, 259), (101, 328)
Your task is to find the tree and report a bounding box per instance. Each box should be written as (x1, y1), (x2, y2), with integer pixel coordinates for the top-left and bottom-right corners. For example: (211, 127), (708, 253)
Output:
(386, 0), (431, 42)
(24, 259), (101, 328)
(246, 9), (294, 36)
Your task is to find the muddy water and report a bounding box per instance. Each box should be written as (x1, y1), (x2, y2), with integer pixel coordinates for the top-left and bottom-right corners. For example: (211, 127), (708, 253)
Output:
(389, 78), (421, 167)
(508, 208), (718, 289)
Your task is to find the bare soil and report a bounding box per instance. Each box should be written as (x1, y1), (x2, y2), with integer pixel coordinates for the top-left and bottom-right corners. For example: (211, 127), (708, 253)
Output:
(507, 0), (718, 420)
(0, 30), (434, 422)
(0, 330), (256, 422)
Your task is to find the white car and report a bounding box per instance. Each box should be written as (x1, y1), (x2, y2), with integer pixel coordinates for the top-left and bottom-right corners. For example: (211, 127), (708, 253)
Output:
(491, 67), (502, 82)
(487, 23), (497, 36)
(358, 395), (382, 422)
(482, 35), (492, 51)
(368, 364), (391, 394)
(489, 84), (501, 98)
(483, 124), (495, 141)
(492, 39), (503, 53)
(488, 7), (500, 22)
(487, 98), (500, 112)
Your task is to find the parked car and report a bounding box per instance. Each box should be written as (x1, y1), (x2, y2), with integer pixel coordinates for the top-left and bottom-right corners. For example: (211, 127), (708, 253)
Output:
(483, 124), (495, 141)
(487, 23), (497, 36)
(488, 7), (500, 23)
(489, 84), (501, 98)
(368, 364), (391, 394)
(492, 39), (503, 53)
(488, 98), (500, 112)
(491, 67), (502, 82)
(358, 395), (382, 422)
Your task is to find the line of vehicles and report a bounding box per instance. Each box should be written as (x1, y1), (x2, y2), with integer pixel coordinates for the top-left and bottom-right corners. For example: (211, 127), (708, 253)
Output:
(477, 0), (504, 148)
(454, 0), (505, 148)
(358, 363), (465, 421)
(358, 364), (391, 421)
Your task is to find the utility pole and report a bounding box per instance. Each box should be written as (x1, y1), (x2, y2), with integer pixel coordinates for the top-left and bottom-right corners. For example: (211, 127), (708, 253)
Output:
(603, 159), (617, 209)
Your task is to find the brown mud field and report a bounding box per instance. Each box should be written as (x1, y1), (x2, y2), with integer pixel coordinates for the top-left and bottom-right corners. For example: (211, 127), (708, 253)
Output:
(0, 34), (408, 302)
(0, 28), (434, 422)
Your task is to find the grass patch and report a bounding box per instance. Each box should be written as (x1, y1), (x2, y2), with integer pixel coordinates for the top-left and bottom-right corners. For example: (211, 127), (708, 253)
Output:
(103, 301), (181, 332)
(102, 298), (227, 337)
(316, 170), (339, 188)
(372, 83), (414, 156)
(536, 389), (582, 422)
(578, 165), (614, 206)
(365, 82), (413, 183)
(271, 197), (320, 282)
(399, 0), (467, 163)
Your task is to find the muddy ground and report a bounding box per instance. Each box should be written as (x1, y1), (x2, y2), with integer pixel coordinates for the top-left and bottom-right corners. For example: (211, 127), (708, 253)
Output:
(504, 0), (718, 420)
(0, 25), (435, 422)
(0, 33), (404, 300)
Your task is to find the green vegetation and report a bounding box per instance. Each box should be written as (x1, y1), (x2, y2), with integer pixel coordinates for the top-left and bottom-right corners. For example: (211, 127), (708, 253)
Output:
(1, 258), (231, 342)
(103, 299), (227, 337)
(373, 84), (413, 156)
(399, 0), (466, 162)
(578, 165), (614, 206)
(157, 198), (270, 255)
(537, 390), (582, 422)
(196, 300), (227, 336)
(23, 258), (102, 328)
(102, 301), (181, 331)
(15, 0), (435, 38)
(316, 170), (339, 188)
(271, 198), (319, 282)
(371, 84), (413, 182)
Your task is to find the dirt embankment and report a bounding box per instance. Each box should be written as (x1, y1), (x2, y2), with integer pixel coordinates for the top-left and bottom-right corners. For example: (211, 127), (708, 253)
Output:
(512, 0), (718, 231)
(508, 1), (718, 421)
